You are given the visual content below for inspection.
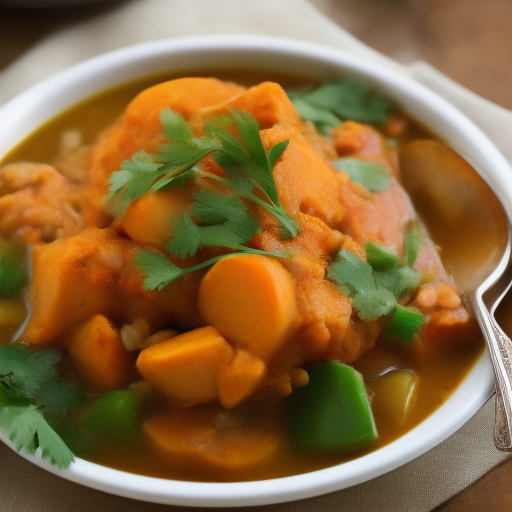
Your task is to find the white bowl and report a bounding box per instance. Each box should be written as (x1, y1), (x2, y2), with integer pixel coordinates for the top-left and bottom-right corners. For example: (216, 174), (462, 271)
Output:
(0, 35), (509, 507)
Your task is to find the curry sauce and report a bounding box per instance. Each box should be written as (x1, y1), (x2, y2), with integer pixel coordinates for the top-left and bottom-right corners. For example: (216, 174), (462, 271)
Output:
(0, 70), (483, 482)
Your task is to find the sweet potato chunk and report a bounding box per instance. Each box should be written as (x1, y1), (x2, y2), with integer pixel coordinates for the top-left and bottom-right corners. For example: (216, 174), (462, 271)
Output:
(217, 349), (267, 409)
(120, 183), (197, 249)
(194, 81), (302, 131)
(21, 228), (202, 344)
(63, 314), (134, 392)
(90, 78), (245, 208)
(260, 126), (345, 229)
(144, 406), (282, 473)
(198, 255), (299, 360)
(136, 326), (234, 405)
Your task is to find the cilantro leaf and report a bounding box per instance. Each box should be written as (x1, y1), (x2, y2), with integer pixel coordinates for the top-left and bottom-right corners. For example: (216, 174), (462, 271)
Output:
(0, 346), (85, 415)
(107, 150), (165, 217)
(352, 287), (397, 322)
(165, 213), (202, 260)
(327, 249), (375, 297)
(0, 405), (74, 469)
(205, 110), (299, 238)
(136, 249), (288, 291)
(106, 108), (220, 216)
(288, 79), (395, 128)
(165, 189), (260, 259)
(327, 245), (423, 329)
(192, 189), (259, 242)
(374, 266), (422, 299)
(134, 251), (187, 291)
(0, 345), (86, 469)
(333, 158), (391, 192)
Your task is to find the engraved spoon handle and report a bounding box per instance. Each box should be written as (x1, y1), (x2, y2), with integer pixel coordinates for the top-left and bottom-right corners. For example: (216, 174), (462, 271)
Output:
(471, 294), (512, 451)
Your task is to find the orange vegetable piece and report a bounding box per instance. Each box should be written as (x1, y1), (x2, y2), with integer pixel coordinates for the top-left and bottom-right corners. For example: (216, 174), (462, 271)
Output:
(217, 349), (267, 409)
(120, 183), (197, 249)
(63, 314), (135, 392)
(136, 326), (234, 405)
(196, 81), (302, 130)
(20, 228), (202, 344)
(198, 254), (300, 360)
(143, 407), (282, 473)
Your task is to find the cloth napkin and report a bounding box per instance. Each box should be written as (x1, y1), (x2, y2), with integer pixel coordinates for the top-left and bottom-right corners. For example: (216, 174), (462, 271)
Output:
(1, 1), (512, 510)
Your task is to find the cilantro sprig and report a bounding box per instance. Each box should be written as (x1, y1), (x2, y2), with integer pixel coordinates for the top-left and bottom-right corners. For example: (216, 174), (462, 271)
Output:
(327, 241), (424, 336)
(333, 158), (391, 193)
(287, 78), (396, 132)
(105, 108), (299, 238)
(0, 345), (85, 469)
(136, 249), (286, 292)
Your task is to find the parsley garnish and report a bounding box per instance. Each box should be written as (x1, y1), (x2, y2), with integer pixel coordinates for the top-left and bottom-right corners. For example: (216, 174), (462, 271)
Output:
(333, 158), (391, 192)
(327, 243), (424, 332)
(287, 78), (395, 132)
(0, 345), (85, 469)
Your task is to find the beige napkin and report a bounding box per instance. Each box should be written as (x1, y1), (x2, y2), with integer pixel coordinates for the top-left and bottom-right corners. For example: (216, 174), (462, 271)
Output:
(1, 1), (512, 510)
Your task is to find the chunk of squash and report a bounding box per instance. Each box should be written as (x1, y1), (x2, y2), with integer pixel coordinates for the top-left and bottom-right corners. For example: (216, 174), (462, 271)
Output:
(198, 254), (300, 360)
(217, 349), (267, 409)
(120, 183), (197, 249)
(136, 326), (234, 405)
(143, 407), (282, 473)
(63, 314), (135, 392)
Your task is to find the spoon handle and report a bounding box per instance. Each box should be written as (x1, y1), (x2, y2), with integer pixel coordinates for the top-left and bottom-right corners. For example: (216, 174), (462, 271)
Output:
(471, 294), (512, 451)
(489, 317), (512, 451)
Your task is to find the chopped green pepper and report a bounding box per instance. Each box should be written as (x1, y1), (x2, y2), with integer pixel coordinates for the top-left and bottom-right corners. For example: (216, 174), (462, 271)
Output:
(78, 390), (143, 441)
(0, 248), (26, 297)
(384, 304), (424, 343)
(286, 361), (378, 452)
(365, 241), (400, 271)
(403, 223), (422, 268)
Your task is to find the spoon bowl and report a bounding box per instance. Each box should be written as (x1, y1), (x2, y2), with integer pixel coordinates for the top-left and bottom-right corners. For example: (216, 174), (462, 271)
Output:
(400, 139), (512, 450)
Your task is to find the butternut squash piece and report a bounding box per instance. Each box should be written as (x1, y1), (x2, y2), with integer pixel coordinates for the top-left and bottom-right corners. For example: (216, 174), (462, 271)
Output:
(63, 314), (135, 392)
(90, 78), (245, 206)
(198, 254), (299, 360)
(144, 408), (282, 473)
(195, 81), (302, 131)
(21, 230), (117, 344)
(21, 228), (202, 344)
(217, 349), (267, 409)
(120, 183), (197, 249)
(136, 326), (234, 405)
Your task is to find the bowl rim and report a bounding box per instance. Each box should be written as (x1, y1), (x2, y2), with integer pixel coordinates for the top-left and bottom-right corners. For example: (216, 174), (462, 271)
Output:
(0, 34), (507, 507)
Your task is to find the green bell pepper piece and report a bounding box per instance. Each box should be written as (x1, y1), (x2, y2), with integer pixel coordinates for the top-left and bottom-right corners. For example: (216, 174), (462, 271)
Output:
(365, 241), (399, 271)
(78, 390), (143, 441)
(0, 250), (26, 297)
(384, 304), (424, 343)
(286, 361), (378, 452)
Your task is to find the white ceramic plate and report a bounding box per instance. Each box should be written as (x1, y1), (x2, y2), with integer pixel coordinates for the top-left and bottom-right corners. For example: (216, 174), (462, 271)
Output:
(0, 35), (509, 507)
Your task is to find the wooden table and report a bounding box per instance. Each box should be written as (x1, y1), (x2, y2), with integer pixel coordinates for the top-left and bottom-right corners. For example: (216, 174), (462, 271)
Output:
(1, 1), (512, 510)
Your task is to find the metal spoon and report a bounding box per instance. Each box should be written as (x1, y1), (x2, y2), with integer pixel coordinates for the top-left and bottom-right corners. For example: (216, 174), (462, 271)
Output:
(399, 139), (512, 451)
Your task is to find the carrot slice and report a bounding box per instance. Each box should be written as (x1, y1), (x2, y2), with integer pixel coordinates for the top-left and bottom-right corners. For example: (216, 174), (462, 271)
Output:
(198, 254), (300, 360)
(136, 326), (234, 405)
